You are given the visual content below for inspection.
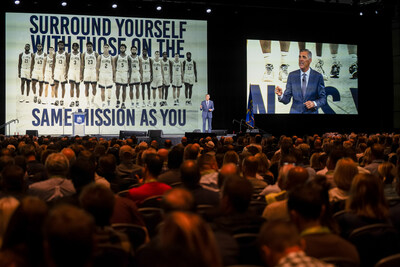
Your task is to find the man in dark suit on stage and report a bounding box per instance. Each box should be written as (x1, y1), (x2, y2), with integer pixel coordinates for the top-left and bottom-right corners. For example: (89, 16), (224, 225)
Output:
(275, 49), (326, 114)
(200, 94), (214, 133)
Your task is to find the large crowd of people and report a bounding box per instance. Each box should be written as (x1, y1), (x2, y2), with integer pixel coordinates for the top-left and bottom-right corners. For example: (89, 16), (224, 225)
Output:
(0, 132), (400, 267)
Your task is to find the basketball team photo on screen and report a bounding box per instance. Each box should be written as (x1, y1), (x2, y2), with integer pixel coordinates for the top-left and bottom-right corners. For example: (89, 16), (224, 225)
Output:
(6, 13), (207, 135)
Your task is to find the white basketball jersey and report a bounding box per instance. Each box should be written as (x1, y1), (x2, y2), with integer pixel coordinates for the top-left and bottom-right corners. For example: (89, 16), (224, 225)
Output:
(129, 55), (140, 73)
(33, 52), (45, 71)
(69, 52), (81, 71)
(100, 54), (112, 73)
(116, 54), (129, 72)
(184, 60), (194, 75)
(162, 60), (170, 76)
(21, 52), (32, 70)
(55, 51), (67, 71)
(152, 59), (162, 77)
(84, 51), (97, 70)
(142, 57), (150, 74)
(172, 60), (182, 76)
(45, 55), (54, 72)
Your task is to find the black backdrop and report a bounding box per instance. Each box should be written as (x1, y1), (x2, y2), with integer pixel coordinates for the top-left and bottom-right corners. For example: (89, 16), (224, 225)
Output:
(0, 2), (394, 136)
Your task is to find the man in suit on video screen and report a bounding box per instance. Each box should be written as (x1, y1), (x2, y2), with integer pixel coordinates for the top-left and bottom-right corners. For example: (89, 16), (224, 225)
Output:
(275, 49), (326, 114)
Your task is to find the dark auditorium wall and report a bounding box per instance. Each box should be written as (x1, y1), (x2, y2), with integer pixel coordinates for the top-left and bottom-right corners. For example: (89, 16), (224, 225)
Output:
(207, 5), (394, 136)
(0, 1), (395, 136)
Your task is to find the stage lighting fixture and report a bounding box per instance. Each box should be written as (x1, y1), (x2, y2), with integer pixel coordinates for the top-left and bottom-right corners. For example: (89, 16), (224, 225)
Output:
(61, 1), (67, 7)
(112, 3), (117, 8)
(14, 0), (20, 5)
(156, 5), (162, 11)
(359, 11), (363, 15)
(206, 8), (212, 13)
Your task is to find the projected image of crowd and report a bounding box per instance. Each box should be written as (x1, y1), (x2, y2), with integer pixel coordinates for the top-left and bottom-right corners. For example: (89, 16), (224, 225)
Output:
(0, 132), (400, 267)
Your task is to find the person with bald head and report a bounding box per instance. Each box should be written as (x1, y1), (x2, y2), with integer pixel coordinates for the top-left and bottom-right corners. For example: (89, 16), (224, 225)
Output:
(218, 163), (239, 189)
(164, 139), (173, 150)
(61, 147), (76, 166)
(180, 136), (188, 147)
(180, 160), (219, 206)
(162, 187), (195, 214)
(262, 166), (309, 221)
(183, 143), (200, 160)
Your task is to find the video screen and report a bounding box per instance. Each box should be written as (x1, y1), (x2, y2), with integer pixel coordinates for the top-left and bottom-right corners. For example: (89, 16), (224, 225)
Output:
(5, 12), (207, 135)
(247, 40), (358, 115)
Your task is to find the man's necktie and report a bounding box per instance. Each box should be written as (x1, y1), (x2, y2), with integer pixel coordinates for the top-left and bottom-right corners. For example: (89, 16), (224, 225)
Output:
(302, 73), (307, 97)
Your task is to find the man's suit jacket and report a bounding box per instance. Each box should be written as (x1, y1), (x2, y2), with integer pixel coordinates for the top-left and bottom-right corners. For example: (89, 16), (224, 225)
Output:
(200, 100), (214, 118)
(279, 68), (326, 114)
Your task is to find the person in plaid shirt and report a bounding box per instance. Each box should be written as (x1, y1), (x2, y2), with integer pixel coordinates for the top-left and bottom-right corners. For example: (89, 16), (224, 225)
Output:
(258, 220), (334, 267)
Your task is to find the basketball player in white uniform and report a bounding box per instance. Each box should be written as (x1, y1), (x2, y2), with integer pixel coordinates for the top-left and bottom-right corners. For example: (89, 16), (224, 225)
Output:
(67, 43), (82, 107)
(43, 46), (55, 105)
(96, 43), (115, 108)
(161, 52), (172, 107)
(182, 52), (197, 105)
(151, 51), (163, 107)
(18, 43), (33, 103)
(82, 41), (99, 107)
(113, 44), (131, 109)
(172, 53), (183, 106)
(53, 40), (68, 106)
(31, 43), (46, 104)
(141, 49), (152, 107)
(128, 46), (142, 108)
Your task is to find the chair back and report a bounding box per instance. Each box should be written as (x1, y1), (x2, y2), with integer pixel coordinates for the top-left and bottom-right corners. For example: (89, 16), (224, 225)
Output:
(374, 253), (400, 267)
(249, 200), (267, 216)
(138, 207), (164, 238)
(93, 244), (129, 267)
(233, 233), (263, 265)
(139, 195), (163, 208)
(117, 190), (131, 198)
(321, 257), (359, 267)
(170, 181), (183, 188)
(112, 223), (148, 251)
(349, 223), (400, 267)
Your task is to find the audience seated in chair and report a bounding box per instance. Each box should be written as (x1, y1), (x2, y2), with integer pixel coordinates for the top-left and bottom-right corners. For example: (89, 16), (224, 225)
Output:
(262, 166), (310, 221)
(258, 220), (335, 267)
(43, 204), (95, 267)
(288, 181), (360, 265)
(335, 173), (392, 239)
(28, 153), (75, 202)
(128, 153), (171, 205)
(329, 158), (359, 213)
(158, 146), (184, 186)
(180, 160), (220, 207)
(79, 183), (133, 257)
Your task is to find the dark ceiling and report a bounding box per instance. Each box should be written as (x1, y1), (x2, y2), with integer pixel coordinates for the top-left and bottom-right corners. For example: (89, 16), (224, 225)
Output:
(4, 0), (394, 18)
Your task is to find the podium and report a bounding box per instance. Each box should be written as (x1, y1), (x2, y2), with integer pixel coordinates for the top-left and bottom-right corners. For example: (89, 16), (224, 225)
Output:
(72, 112), (86, 136)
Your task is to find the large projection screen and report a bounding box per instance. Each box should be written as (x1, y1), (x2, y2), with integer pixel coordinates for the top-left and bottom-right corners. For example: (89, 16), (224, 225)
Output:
(247, 39), (358, 115)
(6, 12), (207, 135)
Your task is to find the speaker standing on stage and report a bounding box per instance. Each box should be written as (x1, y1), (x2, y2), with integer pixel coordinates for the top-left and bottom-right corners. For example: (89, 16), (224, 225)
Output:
(200, 94), (214, 133)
